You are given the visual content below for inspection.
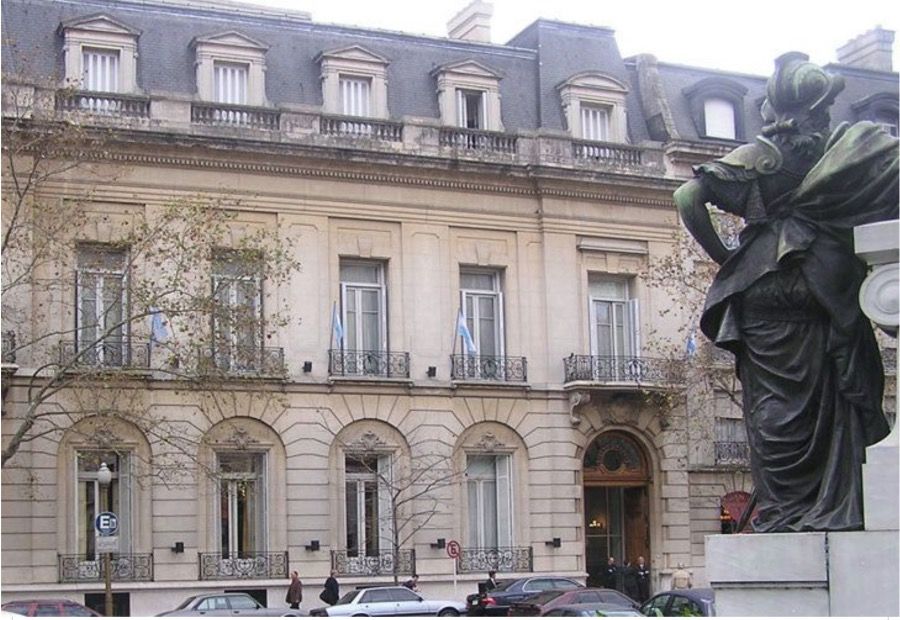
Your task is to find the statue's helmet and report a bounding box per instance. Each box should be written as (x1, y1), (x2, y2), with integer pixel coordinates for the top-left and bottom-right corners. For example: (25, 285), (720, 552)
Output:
(762, 52), (844, 120)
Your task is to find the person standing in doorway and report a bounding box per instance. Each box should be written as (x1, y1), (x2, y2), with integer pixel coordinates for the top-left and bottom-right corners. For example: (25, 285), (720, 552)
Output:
(286, 570), (303, 609)
(322, 570), (340, 606)
(603, 557), (620, 591)
(636, 556), (651, 602)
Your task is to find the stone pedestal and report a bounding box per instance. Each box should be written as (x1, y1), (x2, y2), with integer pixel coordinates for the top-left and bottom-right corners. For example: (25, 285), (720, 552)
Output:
(706, 220), (899, 616)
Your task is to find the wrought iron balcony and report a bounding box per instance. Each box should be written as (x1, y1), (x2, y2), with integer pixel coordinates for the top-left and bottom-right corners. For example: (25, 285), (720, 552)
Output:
(199, 345), (285, 377)
(439, 127), (518, 154)
(59, 340), (151, 370)
(56, 90), (151, 117)
(456, 546), (533, 574)
(58, 553), (153, 583)
(572, 139), (644, 167)
(564, 354), (682, 386)
(451, 355), (527, 383)
(329, 349), (410, 379)
(331, 549), (415, 577)
(320, 115), (403, 141)
(191, 102), (280, 130)
(714, 441), (751, 466)
(2, 330), (15, 364)
(198, 551), (289, 580)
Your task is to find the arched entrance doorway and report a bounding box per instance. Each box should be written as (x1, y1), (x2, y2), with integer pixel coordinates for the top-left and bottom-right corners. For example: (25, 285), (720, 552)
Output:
(583, 431), (651, 587)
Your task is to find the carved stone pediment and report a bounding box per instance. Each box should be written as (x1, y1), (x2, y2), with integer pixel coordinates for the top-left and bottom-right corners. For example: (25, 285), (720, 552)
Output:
(348, 430), (387, 452)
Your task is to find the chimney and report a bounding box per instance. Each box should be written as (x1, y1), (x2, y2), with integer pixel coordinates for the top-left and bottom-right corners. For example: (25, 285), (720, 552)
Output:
(836, 27), (894, 72)
(447, 1), (493, 43)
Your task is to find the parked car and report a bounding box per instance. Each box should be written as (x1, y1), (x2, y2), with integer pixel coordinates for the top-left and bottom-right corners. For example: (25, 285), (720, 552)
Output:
(509, 589), (640, 616)
(640, 589), (715, 617)
(309, 586), (465, 616)
(156, 592), (306, 617)
(2, 600), (100, 617)
(465, 576), (584, 616)
(543, 603), (646, 616)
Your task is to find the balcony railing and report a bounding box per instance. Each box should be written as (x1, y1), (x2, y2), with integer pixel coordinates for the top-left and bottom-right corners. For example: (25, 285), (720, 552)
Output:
(59, 340), (151, 370)
(320, 115), (403, 141)
(198, 551), (289, 580)
(2, 330), (15, 364)
(56, 90), (150, 117)
(451, 355), (528, 383)
(572, 139), (643, 166)
(199, 345), (285, 377)
(714, 441), (751, 466)
(439, 127), (518, 154)
(58, 553), (153, 583)
(331, 549), (415, 578)
(456, 546), (533, 574)
(564, 354), (682, 385)
(328, 349), (410, 378)
(191, 102), (280, 130)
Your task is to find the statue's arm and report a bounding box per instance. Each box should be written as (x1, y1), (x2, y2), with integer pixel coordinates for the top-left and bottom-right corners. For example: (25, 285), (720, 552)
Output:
(674, 179), (733, 265)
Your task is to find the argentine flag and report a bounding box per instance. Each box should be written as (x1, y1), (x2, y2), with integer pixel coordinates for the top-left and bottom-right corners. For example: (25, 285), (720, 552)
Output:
(457, 309), (478, 355)
(149, 307), (170, 344)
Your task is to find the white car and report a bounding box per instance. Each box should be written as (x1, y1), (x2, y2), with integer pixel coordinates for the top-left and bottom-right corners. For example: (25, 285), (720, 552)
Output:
(310, 586), (465, 617)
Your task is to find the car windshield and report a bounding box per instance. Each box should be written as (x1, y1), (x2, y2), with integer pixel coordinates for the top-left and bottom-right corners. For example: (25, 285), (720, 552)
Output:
(335, 591), (358, 605)
(175, 597), (199, 610)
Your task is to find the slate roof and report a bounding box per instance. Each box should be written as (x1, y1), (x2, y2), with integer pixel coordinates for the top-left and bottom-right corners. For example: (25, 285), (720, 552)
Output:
(2, 0), (896, 143)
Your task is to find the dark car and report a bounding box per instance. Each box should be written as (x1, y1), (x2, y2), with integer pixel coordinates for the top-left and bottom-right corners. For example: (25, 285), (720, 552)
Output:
(466, 577), (583, 616)
(2, 600), (100, 617)
(510, 589), (640, 616)
(156, 592), (306, 617)
(640, 589), (715, 617)
(543, 603), (646, 616)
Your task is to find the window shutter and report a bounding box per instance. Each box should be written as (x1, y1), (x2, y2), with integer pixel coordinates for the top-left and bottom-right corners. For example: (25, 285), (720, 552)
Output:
(457, 90), (466, 127)
(496, 290), (505, 359)
(377, 454), (393, 554)
(495, 455), (512, 547)
(626, 298), (641, 356)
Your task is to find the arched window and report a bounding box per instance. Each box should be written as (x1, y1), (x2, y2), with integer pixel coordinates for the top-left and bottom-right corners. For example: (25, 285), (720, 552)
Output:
(683, 77), (748, 141)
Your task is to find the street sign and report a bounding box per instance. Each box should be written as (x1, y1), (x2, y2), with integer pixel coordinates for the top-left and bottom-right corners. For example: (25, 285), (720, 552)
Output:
(96, 536), (119, 553)
(446, 539), (461, 559)
(95, 512), (119, 536)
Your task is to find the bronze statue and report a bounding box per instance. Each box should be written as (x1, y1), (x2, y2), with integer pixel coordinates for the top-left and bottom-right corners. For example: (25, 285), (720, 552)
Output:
(674, 52), (898, 532)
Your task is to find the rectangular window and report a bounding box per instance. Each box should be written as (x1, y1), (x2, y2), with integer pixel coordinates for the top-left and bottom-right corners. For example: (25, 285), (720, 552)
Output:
(218, 453), (265, 558)
(76, 246), (128, 366)
(214, 62), (249, 106)
(76, 451), (130, 558)
(588, 275), (638, 361)
(340, 76), (372, 117)
(581, 104), (610, 141)
(345, 454), (391, 557)
(340, 261), (386, 353)
(212, 251), (263, 372)
(457, 89), (486, 129)
(82, 48), (119, 93)
(466, 454), (512, 548)
(715, 417), (747, 443)
(704, 98), (736, 139)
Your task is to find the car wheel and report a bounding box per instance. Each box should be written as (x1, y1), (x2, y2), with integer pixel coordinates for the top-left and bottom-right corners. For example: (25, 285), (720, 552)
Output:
(438, 609), (460, 617)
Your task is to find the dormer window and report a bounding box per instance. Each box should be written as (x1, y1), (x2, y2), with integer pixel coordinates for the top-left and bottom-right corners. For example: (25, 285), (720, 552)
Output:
(432, 60), (503, 131)
(192, 31), (269, 107)
(558, 72), (629, 143)
(851, 92), (898, 137)
(318, 46), (390, 119)
(703, 98), (737, 140)
(59, 14), (140, 94)
(683, 77), (748, 141)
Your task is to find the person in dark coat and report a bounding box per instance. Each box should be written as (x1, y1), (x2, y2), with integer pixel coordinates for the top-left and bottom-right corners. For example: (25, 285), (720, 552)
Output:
(636, 556), (651, 602)
(622, 561), (639, 601)
(322, 570), (340, 606)
(286, 571), (303, 609)
(602, 557), (620, 591)
(480, 570), (499, 593)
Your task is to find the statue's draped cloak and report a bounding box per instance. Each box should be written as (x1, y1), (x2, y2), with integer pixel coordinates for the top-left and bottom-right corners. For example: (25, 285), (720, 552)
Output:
(693, 122), (898, 532)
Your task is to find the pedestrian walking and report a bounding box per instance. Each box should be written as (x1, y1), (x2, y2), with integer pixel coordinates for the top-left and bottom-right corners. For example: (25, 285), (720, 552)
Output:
(286, 571), (303, 609)
(320, 570), (340, 606)
(403, 574), (419, 591)
(482, 570), (499, 593)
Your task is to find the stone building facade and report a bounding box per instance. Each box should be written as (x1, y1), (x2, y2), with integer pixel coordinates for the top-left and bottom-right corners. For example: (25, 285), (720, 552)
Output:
(1, 0), (896, 615)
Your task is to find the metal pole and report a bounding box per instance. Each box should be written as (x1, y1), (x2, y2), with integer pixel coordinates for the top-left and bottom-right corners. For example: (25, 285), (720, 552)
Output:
(104, 551), (113, 616)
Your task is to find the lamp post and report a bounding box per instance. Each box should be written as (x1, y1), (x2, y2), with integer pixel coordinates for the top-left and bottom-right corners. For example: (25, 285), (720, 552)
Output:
(97, 462), (113, 617)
